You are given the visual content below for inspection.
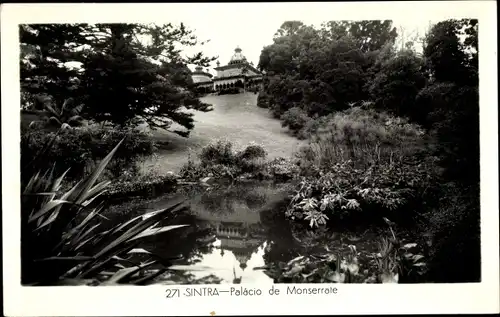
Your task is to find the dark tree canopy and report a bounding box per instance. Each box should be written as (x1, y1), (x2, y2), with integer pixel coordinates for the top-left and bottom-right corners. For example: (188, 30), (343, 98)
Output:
(420, 19), (479, 184)
(20, 23), (216, 137)
(20, 24), (90, 109)
(320, 20), (398, 52)
(257, 20), (399, 122)
(274, 21), (306, 38)
(369, 49), (427, 119)
(423, 19), (478, 86)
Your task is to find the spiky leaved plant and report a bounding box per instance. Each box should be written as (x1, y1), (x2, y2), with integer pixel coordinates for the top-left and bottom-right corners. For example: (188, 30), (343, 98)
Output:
(22, 137), (189, 285)
(373, 217), (427, 283)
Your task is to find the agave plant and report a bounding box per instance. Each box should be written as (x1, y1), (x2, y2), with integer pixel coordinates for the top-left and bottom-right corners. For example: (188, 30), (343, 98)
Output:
(22, 138), (189, 285)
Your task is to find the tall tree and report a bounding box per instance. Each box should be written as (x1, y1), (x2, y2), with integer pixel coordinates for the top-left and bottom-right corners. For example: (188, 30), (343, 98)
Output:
(20, 23), (216, 137)
(423, 19), (478, 86)
(419, 19), (479, 183)
(258, 21), (368, 119)
(321, 20), (398, 52)
(20, 24), (90, 110)
(369, 49), (427, 120)
(273, 21), (305, 38)
(418, 21), (480, 284)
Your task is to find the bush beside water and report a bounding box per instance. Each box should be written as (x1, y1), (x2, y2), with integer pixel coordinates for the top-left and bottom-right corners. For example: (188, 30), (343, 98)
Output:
(180, 139), (300, 181)
(21, 126), (157, 182)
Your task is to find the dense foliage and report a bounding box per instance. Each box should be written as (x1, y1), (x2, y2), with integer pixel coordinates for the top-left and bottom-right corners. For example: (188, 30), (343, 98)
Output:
(180, 139), (299, 181)
(290, 108), (435, 227)
(258, 18), (480, 283)
(296, 107), (428, 171)
(258, 20), (398, 121)
(369, 49), (427, 119)
(21, 126), (157, 182)
(418, 19), (480, 282)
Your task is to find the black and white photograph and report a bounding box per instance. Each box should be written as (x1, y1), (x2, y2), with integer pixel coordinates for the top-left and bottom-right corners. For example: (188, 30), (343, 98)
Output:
(2, 1), (498, 316)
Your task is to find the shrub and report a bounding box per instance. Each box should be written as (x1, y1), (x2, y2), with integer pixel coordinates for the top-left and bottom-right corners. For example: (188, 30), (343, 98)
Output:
(421, 84), (479, 185)
(105, 172), (178, 201)
(180, 140), (269, 180)
(421, 183), (480, 282)
(296, 106), (428, 173)
(199, 139), (236, 167)
(203, 163), (240, 179)
(179, 152), (205, 180)
(296, 115), (329, 140)
(21, 126), (157, 182)
(257, 91), (270, 108)
(280, 107), (311, 133)
(287, 157), (435, 228)
(369, 49), (427, 120)
(236, 143), (267, 160)
(266, 157), (300, 180)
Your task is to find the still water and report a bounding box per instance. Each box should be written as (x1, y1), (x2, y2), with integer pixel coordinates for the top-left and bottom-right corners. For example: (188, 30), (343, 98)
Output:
(124, 181), (302, 284)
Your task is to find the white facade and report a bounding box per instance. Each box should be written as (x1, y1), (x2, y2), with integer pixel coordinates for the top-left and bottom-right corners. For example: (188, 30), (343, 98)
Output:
(191, 46), (263, 92)
(216, 67), (259, 78)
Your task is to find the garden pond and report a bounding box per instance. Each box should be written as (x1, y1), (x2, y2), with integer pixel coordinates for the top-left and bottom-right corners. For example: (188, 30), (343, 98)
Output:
(105, 180), (388, 284)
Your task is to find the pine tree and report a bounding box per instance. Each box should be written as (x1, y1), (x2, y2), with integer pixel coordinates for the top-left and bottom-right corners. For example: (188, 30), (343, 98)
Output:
(20, 24), (89, 110)
(20, 23), (216, 137)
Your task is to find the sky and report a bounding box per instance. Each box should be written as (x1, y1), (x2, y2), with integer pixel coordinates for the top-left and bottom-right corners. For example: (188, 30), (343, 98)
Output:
(157, 2), (445, 74)
(53, 2), (459, 74)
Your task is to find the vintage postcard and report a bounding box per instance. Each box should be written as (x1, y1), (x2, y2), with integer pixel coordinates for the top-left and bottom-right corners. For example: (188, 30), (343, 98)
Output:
(1, 1), (498, 316)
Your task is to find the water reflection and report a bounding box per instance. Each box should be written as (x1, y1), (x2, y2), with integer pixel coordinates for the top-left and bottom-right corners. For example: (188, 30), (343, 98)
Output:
(134, 181), (300, 284)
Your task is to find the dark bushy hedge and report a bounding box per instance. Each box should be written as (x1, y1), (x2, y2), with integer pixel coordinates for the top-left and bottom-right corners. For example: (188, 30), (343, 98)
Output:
(180, 139), (272, 180)
(21, 126), (157, 182)
(257, 91), (270, 108)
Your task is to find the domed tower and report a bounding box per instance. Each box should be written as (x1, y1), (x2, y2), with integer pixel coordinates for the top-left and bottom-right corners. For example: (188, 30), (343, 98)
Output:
(212, 45), (263, 93)
(228, 46), (247, 65)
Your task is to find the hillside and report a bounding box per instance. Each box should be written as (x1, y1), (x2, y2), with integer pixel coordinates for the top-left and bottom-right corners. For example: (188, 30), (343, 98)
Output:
(141, 92), (305, 174)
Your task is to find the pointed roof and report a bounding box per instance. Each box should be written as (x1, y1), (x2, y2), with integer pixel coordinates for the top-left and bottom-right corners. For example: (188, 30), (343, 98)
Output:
(229, 46), (247, 65)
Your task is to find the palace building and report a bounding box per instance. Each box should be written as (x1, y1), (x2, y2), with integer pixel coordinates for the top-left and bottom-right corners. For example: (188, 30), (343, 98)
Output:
(191, 46), (263, 93)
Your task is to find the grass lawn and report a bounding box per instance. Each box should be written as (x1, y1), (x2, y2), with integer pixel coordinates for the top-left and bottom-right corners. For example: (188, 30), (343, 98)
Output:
(139, 92), (305, 175)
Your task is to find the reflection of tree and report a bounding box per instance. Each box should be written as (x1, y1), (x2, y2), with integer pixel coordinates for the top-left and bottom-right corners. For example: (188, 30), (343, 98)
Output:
(259, 198), (302, 264)
(197, 183), (269, 214)
(244, 191), (268, 210)
(138, 213), (216, 266)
